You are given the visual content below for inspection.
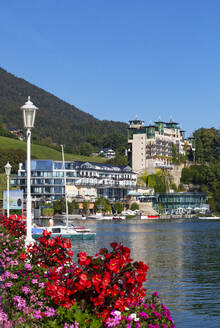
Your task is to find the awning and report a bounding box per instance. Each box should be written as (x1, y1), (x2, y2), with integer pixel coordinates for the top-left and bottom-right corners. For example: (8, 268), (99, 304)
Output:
(127, 191), (142, 196)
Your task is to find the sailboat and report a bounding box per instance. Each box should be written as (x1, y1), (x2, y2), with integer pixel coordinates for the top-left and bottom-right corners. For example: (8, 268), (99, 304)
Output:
(32, 145), (96, 240)
(32, 224), (96, 239)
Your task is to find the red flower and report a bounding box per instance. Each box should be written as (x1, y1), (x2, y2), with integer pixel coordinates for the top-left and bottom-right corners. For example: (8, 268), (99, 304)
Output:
(73, 268), (82, 276)
(92, 274), (102, 286)
(110, 242), (118, 249)
(19, 252), (27, 261)
(63, 239), (71, 249)
(114, 297), (126, 311)
(67, 250), (73, 257)
(99, 309), (111, 322)
(48, 239), (55, 247)
(78, 251), (91, 266)
(78, 273), (91, 288)
(102, 272), (111, 287)
(106, 258), (119, 273)
(43, 230), (51, 237)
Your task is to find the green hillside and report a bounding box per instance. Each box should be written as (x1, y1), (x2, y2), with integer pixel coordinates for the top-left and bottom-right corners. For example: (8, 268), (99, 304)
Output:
(0, 136), (106, 162)
(0, 67), (127, 149)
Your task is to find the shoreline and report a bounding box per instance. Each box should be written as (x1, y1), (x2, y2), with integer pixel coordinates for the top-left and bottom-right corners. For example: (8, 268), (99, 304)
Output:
(36, 214), (199, 223)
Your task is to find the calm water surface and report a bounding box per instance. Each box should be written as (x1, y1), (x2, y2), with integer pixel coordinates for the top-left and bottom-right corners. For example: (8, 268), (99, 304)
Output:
(67, 218), (220, 328)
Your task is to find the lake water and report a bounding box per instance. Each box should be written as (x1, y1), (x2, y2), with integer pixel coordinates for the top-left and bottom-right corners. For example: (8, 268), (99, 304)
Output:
(69, 218), (220, 328)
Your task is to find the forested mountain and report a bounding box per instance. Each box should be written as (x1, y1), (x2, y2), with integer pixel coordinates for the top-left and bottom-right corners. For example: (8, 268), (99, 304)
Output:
(0, 67), (127, 149)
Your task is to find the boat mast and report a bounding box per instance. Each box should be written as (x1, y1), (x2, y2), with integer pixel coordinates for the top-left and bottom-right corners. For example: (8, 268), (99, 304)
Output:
(61, 144), (69, 226)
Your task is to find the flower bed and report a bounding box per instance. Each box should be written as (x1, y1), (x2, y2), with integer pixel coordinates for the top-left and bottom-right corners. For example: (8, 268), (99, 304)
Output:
(0, 215), (175, 327)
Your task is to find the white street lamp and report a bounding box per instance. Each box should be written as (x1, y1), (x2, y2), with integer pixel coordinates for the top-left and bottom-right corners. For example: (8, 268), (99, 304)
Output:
(21, 96), (38, 246)
(61, 144), (69, 226)
(5, 162), (12, 218)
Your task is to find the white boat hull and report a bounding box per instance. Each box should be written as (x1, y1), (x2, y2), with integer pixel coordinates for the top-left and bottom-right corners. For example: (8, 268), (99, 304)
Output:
(32, 225), (96, 239)
(198, 217), (220, 220)
(140, 215), (159, 219)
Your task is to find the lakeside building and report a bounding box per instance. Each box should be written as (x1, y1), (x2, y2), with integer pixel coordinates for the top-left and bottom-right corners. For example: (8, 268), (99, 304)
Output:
(127, 116), (195, 173)
(10, 159), (137, 203)
(137, 192), (209, 215)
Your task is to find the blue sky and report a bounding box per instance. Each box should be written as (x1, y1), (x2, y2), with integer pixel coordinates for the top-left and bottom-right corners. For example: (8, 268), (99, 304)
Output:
(1, 0), (220, 136)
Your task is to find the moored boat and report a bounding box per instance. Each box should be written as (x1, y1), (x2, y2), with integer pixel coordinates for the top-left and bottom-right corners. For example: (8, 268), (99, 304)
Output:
(32, 225), (96, 240)
(97, 215), (112, 220)
(198, 216), (220, 220)
(140, 215), (159, 219)
(112, 216), (126, 220)
(86, 213), (104, 219)
(87, 214), (126, 220)
(72, 226), (92, 233)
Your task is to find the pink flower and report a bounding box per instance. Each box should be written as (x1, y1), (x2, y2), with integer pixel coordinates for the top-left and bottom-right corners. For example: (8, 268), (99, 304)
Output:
(13, 296), (26, 310)
(4, 271), (11, 278)
(44, 306), (56, 317)
(5, 282), (13, 287)
(33, 309), (42, 319)
(22, 286), (30, 295)
(24, 263), (33, 271)
(11, 274), (18, 279)
(38, 282), (45, 288)
(152, 311), (161, 319)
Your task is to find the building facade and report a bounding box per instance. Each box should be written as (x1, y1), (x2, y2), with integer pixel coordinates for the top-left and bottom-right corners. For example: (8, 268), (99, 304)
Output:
(99, 148), (116, 159)
(128, 117), (195, 172)
(152, 192), (209, 214)
(10, 160), (137, 202)
(134, 192), (209, 215)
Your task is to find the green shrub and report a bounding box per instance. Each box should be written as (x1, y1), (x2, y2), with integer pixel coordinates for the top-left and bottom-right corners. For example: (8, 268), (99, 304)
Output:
(42, 208), (54, 217)
(114, 202), (124, 214)
(131, 202), (139, 211)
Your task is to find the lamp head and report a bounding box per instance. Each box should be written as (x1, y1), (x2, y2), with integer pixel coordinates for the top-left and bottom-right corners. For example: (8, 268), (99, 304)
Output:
(5, 162), (12, 176)
(20, 96), (38, 129)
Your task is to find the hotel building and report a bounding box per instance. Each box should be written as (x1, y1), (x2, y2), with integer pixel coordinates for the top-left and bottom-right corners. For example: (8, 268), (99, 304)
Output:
(128, 117), (195, 172)
(10, 160), (137, 202)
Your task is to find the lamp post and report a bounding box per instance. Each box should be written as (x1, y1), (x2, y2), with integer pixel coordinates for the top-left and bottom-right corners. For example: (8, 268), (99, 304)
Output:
(21, 97), (38, 245)
(5, 162), (12, 217)
(61, 144), (69, 226)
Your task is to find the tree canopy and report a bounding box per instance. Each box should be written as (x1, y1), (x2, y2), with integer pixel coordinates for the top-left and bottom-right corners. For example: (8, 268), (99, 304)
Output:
(181, 127), (220, 213)
(193, 128), (220, 163)
(0, 149), (27, 174)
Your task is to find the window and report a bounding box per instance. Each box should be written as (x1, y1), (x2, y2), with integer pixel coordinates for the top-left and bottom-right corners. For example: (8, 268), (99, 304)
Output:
(31, 160), (53, 171)
(54, 171), (64, 177)
(54, 179), (63, 185)
(52, 228), (61, 233)
(54, 187), (63, 193)
(45, 179), (53, 184)
(45, 187), (51, 193)
(54, 162), (62, 169)
(36, 179), (44, 185)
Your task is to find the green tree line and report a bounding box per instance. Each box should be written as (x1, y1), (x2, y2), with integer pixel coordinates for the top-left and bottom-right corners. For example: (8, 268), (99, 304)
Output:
(180, 127), (220, 213)
(0, 149), (27, 174)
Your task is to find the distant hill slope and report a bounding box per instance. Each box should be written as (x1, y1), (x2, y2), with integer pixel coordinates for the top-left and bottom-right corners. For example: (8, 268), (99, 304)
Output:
(0, 67), (127, 147)
(0, 136), (106, 163)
